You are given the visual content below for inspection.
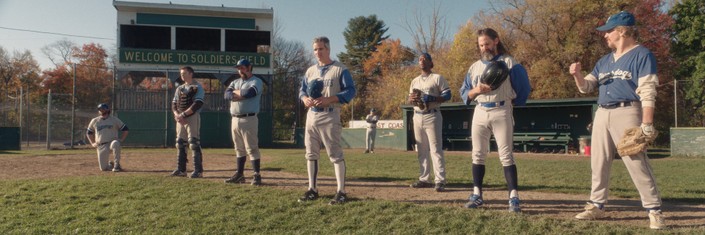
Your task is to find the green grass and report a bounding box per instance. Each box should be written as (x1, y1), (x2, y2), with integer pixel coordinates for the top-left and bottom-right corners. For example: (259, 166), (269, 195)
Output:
(2, 148), (705, 234)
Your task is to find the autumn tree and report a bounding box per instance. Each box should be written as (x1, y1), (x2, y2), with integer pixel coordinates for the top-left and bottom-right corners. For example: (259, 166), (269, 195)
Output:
(338, 15), (389, 122)
(362, 39), (416, 119)
(42, 43), (112, 108)
(271, 36), (313, 131)
(41, 39), (77, 67)
(670, 0), (705, 126)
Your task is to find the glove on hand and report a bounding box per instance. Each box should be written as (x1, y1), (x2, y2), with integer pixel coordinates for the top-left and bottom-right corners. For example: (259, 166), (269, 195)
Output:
(307, 79), (324, 99)
(617, 126), (658, 156)
(411, 89), (427, 111)
(422, 94), (436, 103)
(641, 123), (655, 137)
(224, 88), (234, 100)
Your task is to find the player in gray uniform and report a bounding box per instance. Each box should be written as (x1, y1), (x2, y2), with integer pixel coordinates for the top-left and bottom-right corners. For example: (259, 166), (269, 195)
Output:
(408, 52), (451, 192)
(224, 59), (264, 186)
(569, 11), (664, 229)
(298, 36), (356, 205)
(364, 108), (379, 154)
(86, 103), (129, 172)
(459, 28), (531, 212)
(170, 66), (206, 178)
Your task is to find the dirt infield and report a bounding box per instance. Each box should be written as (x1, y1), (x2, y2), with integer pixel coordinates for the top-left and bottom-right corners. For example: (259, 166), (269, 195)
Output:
(2, 150), (703, 230)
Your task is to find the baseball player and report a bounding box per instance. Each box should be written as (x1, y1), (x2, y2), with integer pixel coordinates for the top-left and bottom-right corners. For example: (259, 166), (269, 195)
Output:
(408, 52), (451, 192)
(224, 59), (264, 186)
(569, 11), (664, 229)
(298, 36), (356, 205)
(86, 103), (129, 172)
(364, 108), (379, 154)
(459, 28), (531, 212)
(170, 66), (206, 178)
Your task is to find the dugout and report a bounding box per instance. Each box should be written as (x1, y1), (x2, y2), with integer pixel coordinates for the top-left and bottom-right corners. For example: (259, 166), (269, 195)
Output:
(113, 1), (274, 147)
(401, 97), (598, 152)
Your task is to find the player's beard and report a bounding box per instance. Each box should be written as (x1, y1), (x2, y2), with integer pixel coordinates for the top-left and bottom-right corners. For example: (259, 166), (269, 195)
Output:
(481, 48), (496, 61)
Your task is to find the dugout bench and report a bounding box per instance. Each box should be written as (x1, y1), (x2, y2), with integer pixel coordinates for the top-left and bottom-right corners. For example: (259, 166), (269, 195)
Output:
(446, 131), (572, 153)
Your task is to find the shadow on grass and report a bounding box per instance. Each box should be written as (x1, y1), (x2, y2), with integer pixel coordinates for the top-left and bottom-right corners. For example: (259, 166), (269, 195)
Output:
(0, 150), (21, 154)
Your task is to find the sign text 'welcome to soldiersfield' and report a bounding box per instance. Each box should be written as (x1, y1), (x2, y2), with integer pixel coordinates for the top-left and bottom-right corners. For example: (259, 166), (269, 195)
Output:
(119, 49), (270, 67)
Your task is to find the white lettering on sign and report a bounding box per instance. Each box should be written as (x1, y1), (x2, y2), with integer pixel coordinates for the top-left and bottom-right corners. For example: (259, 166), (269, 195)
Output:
(349, 120), (403, 129)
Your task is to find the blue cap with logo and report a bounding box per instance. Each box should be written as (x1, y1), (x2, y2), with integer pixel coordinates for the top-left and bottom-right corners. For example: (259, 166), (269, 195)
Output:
(236, 59), (251, 68)
(421, 52), (433, 63)
(596, 11), (635, 31)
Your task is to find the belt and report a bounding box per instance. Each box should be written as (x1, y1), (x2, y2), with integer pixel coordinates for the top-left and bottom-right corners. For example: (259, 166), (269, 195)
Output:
(414, 109), (437, 115)
(311, 107), (334, 112)
(480, 101), (505, 108)
(599, 101), (640, 109)
(233, 113), (256, 118)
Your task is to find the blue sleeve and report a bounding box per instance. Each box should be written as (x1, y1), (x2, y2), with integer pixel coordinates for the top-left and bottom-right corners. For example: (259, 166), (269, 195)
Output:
(440, 88), (451, 100)
(194, 84), (206, 103)
(241, 87), (257, 98)
(459, 73), (475, 105)
(120, 125), (129, 131)
(509, 64), (531, 106)
(299, 78), (308, 100)
(336, 69), (356, 104)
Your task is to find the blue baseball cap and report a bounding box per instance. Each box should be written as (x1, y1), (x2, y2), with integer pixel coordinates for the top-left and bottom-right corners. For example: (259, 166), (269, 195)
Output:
(236, 59), (251, 68)
(421, 52), (433, 63)
(596, 11), (635, 31)
(97, 103), (109, 110)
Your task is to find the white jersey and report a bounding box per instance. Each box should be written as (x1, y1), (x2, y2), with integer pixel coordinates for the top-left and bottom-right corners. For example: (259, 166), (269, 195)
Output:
(409, 73), (450, 111)
(87, 116), (127, 144)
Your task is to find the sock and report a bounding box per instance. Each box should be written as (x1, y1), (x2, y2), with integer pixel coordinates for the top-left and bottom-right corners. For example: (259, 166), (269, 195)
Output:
(307, 160), (318, 190)
(503, 165), (518, 194)
(236, 156), (246, 175)
(252, 159), (261, 174)
(472, 164), (485, 196)
(591, 201), (604, 210)
(334, 160), (346, 193)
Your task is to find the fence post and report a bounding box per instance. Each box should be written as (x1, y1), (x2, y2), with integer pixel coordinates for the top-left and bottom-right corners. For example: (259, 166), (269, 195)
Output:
(71, 63), (76, 148)
(46, 89), (52, 150)
(674, 80), (678, 128)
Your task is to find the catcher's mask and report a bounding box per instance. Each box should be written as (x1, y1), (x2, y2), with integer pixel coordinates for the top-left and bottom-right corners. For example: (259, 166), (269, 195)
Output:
(480, 60), (510, 90)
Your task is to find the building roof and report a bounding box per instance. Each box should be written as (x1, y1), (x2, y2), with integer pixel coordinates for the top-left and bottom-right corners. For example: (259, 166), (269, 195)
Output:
(113, 1), (273, 18)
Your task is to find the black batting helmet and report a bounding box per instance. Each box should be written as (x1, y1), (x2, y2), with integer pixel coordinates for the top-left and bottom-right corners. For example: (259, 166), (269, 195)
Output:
(480, 60), (510, 90)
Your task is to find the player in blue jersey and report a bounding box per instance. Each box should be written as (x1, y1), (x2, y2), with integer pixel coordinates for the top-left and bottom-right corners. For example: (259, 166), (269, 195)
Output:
(224, 59), (264, 186)
(569, 11), (664, 229)
(459, 28), (531, 213)
(298, 36), (356, 205)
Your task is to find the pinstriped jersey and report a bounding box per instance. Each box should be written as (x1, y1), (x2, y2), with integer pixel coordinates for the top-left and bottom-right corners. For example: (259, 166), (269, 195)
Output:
(87, 116), (127, 144)
(228, 75), (263, 115)
(302, 61), (356, 109)
(409, 73), (450, 111)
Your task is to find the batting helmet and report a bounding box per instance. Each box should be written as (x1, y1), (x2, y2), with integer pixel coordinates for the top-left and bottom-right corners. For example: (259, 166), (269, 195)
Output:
(97, 103), (110, 110)
(480, 60), (510, 90)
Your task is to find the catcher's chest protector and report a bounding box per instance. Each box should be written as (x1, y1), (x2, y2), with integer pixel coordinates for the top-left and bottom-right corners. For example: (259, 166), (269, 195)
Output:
(177, 85), (198, 112)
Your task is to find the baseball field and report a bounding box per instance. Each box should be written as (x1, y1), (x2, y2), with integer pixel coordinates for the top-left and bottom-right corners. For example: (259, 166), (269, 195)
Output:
(1, 148), (703, 234)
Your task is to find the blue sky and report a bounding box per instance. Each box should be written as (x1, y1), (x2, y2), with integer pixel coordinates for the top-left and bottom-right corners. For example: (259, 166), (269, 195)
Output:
(0, 0), (492, 70)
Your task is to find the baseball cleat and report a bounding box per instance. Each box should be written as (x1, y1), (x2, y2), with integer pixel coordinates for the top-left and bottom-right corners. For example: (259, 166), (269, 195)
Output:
(575, 202), (605, 220)
(464, 194), (484, 209)
(251, 174), (262, 186)
(112, 164), (122, 172)
(224, 173), (245, 184)
(329, 191), (347, 205)
(298, 189), (319, 202)
(410, 181), (433, 188)
(189, 171), (203, 178)
(649, 210), (666, 229)
(170, 170), (187, 177)
(434, 183), (446, 192)
(508, 197), (521, 213)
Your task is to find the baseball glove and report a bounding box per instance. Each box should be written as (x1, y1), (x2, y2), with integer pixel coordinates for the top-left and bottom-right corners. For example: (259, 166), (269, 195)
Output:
(480, 60), (510, 90)
(617, 127), (658, 156)
(411, 89), (427, 111)
(307, 79), (324, 99)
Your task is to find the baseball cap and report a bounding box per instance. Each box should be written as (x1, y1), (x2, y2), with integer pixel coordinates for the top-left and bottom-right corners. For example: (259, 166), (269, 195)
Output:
(370, 108), (376, 112)
(421, 52), (433, 63)
(596, 11), (635, 31)
(236, 59), (251, 68)
(97, 103), (109, 110)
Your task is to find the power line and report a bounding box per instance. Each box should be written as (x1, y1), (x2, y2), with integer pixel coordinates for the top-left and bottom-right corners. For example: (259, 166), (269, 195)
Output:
(0, 26), (114, 41)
